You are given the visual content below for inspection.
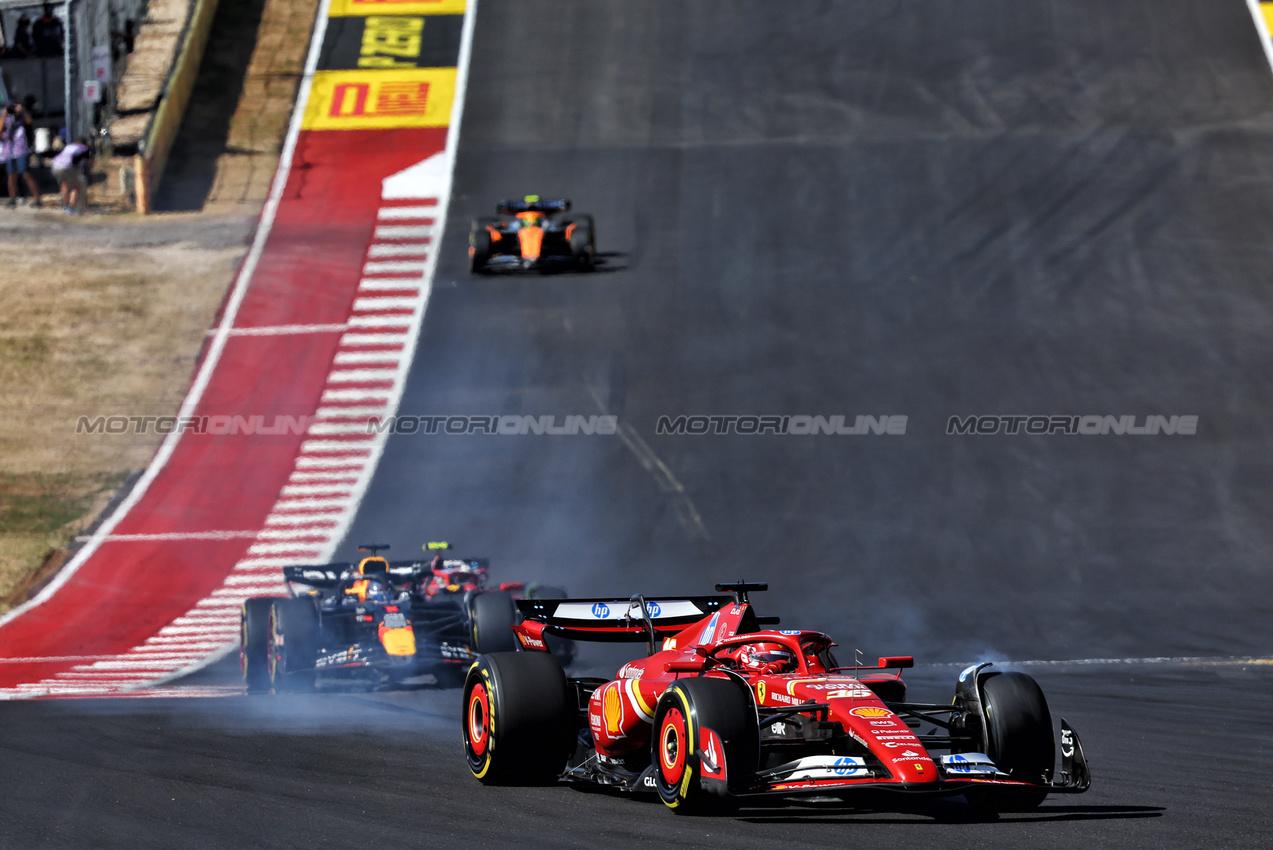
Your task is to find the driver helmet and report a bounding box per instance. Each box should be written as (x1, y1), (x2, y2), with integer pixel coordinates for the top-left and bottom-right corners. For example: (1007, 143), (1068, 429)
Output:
(737, 642), (796, 674)
(363, 579), (390, 603)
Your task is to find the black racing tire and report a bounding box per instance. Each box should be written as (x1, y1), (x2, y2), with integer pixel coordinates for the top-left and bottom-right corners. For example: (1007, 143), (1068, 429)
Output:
(653, 677), (758, 815)
(469, 218), (496, 274)
(525, 585), (576, 668)
(567, 215), (595, 269)
(240, 597), (274, 694)
(267, 597), (319, 693)
(471, 590), (518, 654)
(965, 672), (1054, 812)
(462, 652), (574, 784)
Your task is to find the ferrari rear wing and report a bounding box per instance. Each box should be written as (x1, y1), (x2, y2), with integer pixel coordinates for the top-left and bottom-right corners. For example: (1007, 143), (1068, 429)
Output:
(516, 595), (732, 643)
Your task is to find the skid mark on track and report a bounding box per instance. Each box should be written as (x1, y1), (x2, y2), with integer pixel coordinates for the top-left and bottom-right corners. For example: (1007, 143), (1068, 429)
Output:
(586, 383), (710, 543)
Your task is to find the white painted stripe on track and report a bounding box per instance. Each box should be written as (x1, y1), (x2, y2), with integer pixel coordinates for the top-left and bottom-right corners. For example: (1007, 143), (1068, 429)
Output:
(367, 244), (430, 258)
(222, 324), (348, 336)
(358, 279), (422, 292)
(279, 483), (358, 496)
(97, 531), (259, 542)
(363, 260), (428, 274)
(352, 296), (421, 310)
(347, 315), (414, 329)
(374, 225), (433, 239)
(377, 207), (436, 220)
(0, 656), (118, 663)
(333, 352), (404, 365)
(307, 423), (375, 436)
(341, 332), (409, 344)
(326, 371), (400, 385)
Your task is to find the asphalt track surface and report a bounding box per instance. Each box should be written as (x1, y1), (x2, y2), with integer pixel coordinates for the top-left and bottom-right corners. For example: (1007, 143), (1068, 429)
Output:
(6, 0), (1273, 845)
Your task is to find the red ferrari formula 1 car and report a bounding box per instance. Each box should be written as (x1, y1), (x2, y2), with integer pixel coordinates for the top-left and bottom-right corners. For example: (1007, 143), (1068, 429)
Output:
(468, 196), (595, 274)
(461, 582), (1090, 814)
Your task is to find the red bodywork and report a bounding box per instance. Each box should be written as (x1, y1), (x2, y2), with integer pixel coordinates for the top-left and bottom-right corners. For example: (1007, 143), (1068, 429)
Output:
(509, 593), (1090, 801)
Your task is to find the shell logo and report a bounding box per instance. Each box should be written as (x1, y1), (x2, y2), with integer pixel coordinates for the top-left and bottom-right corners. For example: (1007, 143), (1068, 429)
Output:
(850, 706), (892, 718)
(603, 683), (624, 735)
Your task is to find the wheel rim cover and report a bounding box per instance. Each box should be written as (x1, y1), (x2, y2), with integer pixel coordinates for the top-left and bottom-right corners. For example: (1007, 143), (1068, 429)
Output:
(469, 683), (490, 756)
(660, 707), (688, 784)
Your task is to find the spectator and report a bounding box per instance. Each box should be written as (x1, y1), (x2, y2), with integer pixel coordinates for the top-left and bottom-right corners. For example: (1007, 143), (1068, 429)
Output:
(11, 16), (34, 57)
(32, 5), (64, 57)
(52, 137), (91, 214)
(111, 19), (136, 62)
(1, 104), (42, 208)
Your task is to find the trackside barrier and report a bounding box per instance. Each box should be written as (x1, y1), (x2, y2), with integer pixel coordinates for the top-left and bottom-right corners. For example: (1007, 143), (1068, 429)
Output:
(134, 0), (222, 213)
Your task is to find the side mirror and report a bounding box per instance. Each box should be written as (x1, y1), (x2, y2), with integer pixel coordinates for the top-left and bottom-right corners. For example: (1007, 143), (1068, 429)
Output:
(878, 656), (914, 669)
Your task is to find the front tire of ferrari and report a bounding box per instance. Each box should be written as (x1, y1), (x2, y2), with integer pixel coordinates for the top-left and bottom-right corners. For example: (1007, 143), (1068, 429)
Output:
(653, 677), (757, 815)
(462, 652), (574, 785)
(240, 597), (274, 694)
(267, 597), (319, 693)
(471, 590), (518, 654)
(965, 671), (1054, 812)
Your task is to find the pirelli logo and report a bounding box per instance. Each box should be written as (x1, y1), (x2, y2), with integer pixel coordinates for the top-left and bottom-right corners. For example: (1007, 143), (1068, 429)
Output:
(328, 0), (466, 17)
(303, 68), (456, 130)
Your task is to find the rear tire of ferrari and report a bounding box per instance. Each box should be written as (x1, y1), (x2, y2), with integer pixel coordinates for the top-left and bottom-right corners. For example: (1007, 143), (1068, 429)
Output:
(471, 590), (518, 654)
(462, 652), (574, 784)
(240, 597), (273, 694)
(965, 672), (1054, 812)
(653, 677), (758, 815)
(267, 598), (319, 693)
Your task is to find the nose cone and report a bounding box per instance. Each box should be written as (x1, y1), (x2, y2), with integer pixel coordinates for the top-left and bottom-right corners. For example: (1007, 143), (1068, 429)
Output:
(380, 626), (416, 656)
(518, 226), (544, 260)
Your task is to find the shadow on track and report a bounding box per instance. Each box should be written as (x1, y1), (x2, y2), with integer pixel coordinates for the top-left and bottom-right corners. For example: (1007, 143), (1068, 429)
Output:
(736, 801), (1165, 826)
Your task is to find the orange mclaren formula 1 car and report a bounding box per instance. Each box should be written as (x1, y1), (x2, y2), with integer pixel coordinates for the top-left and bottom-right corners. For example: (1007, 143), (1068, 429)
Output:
(461, 582), (1090, 814)
(240, 544), (571, 692)
(468, 196), (595, 273)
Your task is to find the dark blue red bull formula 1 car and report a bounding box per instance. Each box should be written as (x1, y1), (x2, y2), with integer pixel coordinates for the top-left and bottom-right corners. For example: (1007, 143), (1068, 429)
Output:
(461, 582), (1090, 814)
(240, 543), (571, 692)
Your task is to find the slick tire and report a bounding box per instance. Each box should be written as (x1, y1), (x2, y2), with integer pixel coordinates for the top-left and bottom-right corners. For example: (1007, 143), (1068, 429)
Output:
(469, 218), (496, 274)
(965, 672), (1054, 812)
(240, 597), (274, 694)
(471, 590), (518, 654)
(462, 652), (574, 784)
(653, 677), (758, 815)
(567, 215), (595, 270)
(267, 597), (319, 693)
(525, 585), (576, 668)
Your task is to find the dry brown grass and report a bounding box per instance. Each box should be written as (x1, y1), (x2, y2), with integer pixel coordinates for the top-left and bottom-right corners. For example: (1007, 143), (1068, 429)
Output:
(0, 230), (244, 610)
